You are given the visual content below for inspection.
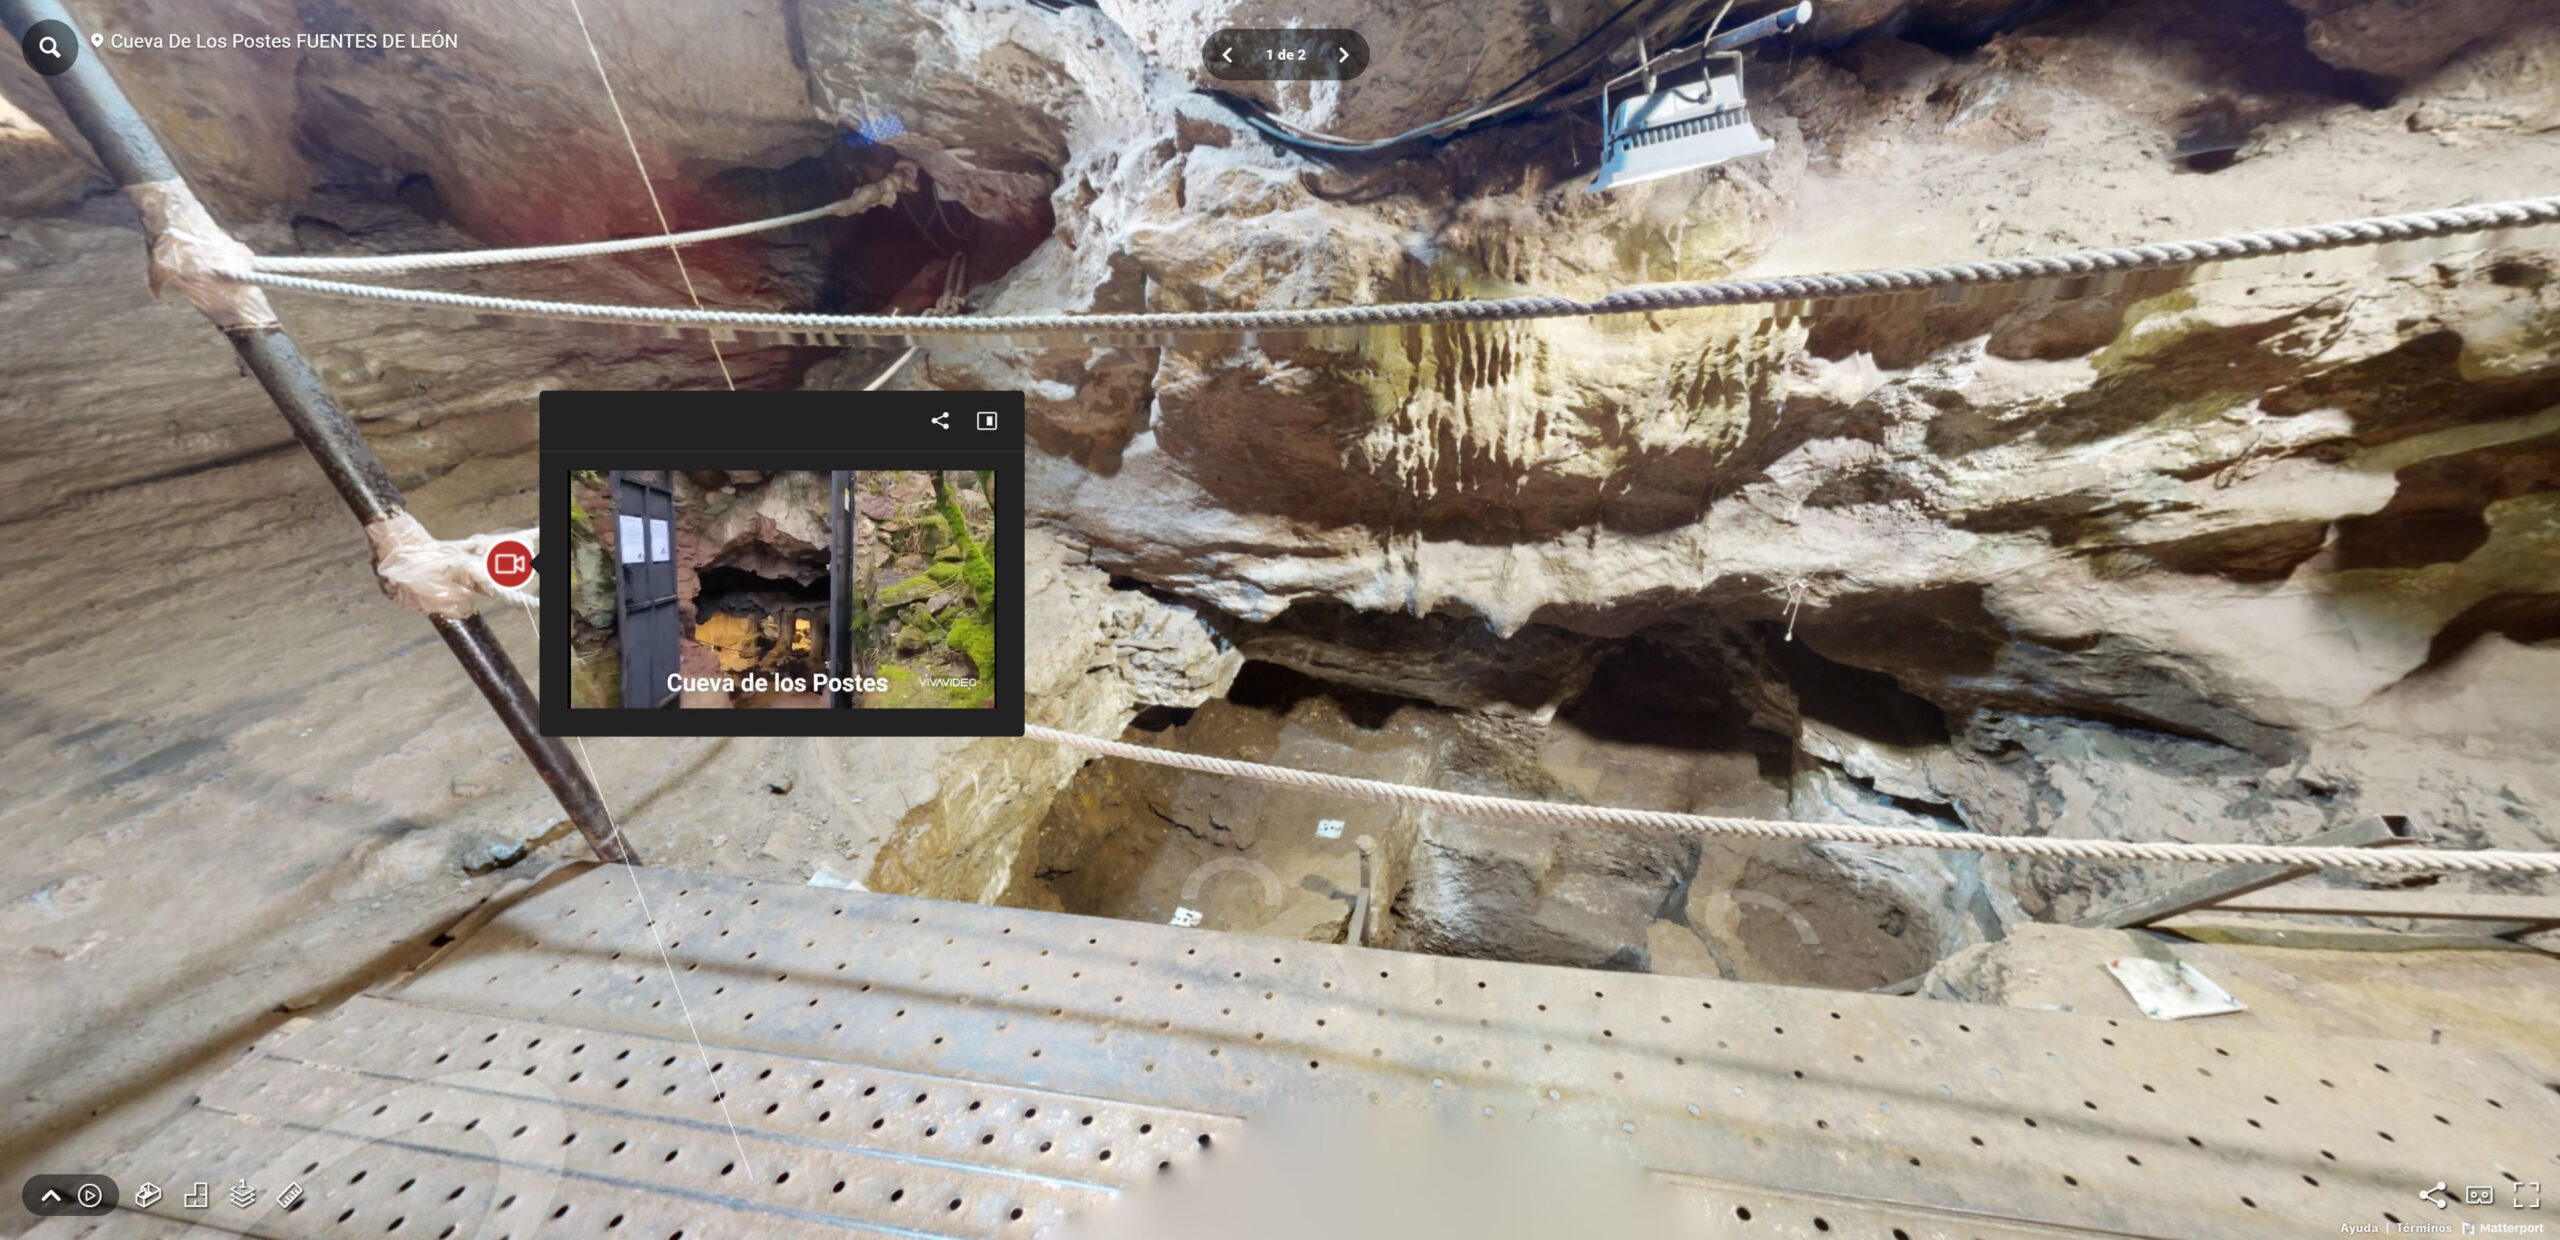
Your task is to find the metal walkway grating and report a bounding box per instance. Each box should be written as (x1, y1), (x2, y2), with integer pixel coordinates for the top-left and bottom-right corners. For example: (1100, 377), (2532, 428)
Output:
(36, 865), (2559, 1238)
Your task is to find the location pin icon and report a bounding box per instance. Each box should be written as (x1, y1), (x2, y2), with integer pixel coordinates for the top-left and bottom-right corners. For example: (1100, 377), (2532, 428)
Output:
(89, 31), (101, 46)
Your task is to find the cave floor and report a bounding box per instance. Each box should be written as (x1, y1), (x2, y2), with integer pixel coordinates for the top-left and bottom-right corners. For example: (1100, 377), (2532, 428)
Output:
(0, 203), (923, 1204)
(34, 865), (2556, 1240)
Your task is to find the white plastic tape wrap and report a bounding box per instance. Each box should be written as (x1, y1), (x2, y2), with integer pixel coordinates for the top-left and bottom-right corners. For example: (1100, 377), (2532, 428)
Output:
(364, 511), (541, 618)
(835, 161), (919, 215)
(125, 179), (280, 330)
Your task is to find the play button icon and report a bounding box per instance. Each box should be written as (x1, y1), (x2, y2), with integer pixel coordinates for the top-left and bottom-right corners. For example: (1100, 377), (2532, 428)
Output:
(22, 1174), (119, 1216)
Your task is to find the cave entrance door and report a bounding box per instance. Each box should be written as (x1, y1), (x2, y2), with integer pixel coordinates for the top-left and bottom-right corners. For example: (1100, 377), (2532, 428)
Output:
(826, 470), (865, 709)
(611, 470), (681, 708)
(828, 470), (851, 708)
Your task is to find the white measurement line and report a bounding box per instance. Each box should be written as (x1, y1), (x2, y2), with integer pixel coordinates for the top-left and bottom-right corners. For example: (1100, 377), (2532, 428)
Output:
(510, 593), (760, 1183)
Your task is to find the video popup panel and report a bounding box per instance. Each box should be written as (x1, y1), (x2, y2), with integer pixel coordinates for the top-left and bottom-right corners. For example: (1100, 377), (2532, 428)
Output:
(539, 392), (1024, 738)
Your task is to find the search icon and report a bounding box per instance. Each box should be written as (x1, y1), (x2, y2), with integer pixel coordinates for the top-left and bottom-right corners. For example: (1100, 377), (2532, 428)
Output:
(21, 19), (80, 75)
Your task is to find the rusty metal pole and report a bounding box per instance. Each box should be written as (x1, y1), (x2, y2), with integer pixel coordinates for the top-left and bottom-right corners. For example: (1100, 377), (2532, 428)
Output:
(6, 0), (634, 863)
(1352, 834), (1377, 947)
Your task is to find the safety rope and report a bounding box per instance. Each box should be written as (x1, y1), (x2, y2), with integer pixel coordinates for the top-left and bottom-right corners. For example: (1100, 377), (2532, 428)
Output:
(249, 182), (906, 275)
(1024, 725), (2560, 875)
(219, 194), (2560, 342)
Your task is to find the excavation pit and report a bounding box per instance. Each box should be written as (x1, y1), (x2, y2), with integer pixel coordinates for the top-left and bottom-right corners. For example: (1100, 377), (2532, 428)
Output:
(1018, 634), (1957, 994)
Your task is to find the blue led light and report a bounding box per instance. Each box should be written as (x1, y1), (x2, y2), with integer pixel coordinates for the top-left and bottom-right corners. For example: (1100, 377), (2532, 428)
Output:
(844, 114), (907, 147)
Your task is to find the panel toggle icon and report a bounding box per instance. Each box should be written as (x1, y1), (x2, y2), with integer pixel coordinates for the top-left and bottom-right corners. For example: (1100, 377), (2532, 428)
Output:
(24, 1175), (123, 1217)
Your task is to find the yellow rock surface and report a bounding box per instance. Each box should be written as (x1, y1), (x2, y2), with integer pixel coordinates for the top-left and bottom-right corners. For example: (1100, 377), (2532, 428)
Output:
(695, 611), (763, 673)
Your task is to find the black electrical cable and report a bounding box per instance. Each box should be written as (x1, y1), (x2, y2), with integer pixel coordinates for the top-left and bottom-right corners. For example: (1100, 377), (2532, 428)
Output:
(1227, 0), (1685, 153)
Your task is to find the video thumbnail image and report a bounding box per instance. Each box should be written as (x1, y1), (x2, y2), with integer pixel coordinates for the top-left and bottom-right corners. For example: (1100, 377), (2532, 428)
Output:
(564, 469), (997, 710)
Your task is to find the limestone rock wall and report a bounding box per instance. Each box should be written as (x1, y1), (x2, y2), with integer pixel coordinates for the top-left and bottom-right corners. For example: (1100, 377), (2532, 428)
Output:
(931, 0), (2560, 939)
(9, 0), (2558, 980)
(862, 527), (1243, 904)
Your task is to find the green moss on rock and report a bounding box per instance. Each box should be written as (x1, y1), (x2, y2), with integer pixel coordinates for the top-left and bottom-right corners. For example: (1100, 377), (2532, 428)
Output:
(879, 561), (965, 609)
(945, 614), (994, 679)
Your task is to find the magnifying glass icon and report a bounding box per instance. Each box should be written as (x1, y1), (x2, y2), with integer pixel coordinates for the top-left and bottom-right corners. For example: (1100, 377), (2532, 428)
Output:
(23, 19), (81, 74)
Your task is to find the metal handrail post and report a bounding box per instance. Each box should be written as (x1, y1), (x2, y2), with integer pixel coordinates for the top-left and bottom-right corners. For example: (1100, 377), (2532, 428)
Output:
(6, 0), (634, 863)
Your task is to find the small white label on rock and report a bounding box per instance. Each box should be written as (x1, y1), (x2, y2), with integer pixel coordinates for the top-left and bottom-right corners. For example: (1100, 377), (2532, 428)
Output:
(1169, 906), (1203, 928)
(1315, 818), (1345, 839)
(806, 863), (867, 892)
(2104, 955), (2244, 1020)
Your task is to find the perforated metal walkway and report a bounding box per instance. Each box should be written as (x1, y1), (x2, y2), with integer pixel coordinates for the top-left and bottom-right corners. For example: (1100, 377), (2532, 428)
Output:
(32, 865), (2558, 1238)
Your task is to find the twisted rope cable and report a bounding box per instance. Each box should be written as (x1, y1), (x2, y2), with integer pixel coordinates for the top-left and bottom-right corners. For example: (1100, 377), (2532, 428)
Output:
(221, 194), (2560, 338)
(250, 191), (887, 275)
(1024, 726), (2560, 876)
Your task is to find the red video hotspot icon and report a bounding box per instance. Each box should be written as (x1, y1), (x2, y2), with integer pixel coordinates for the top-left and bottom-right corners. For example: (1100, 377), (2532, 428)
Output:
(485, 540), (534, 589)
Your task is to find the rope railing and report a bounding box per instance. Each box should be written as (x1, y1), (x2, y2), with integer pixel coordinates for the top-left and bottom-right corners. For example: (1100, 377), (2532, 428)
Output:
(247, 167), (915, 275)
(1024, 725), (2560, 876)
(220, 176), (2560, 878)
(218, 194), (2560, 342)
